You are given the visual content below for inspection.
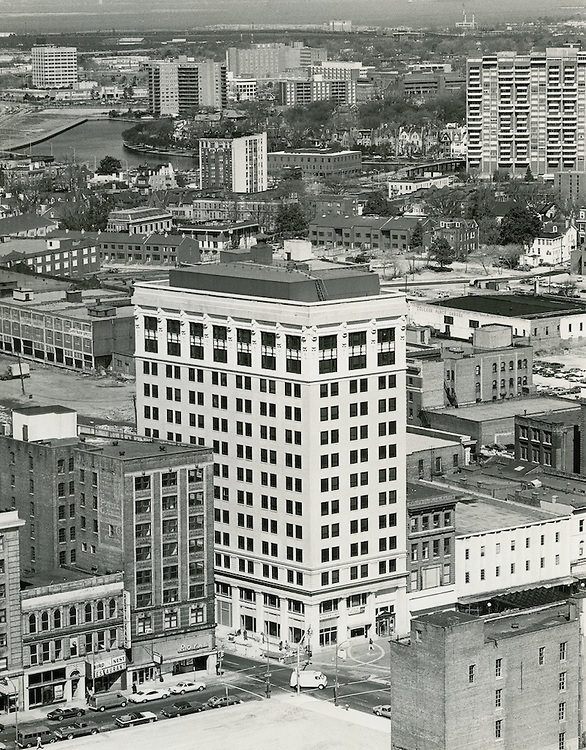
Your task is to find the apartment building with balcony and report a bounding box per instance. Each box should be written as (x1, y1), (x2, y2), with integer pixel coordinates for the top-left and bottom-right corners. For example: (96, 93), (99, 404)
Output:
(467, 47), (586, 177)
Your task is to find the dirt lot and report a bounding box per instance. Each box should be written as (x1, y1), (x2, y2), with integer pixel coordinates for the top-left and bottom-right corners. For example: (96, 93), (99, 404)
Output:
(0, 353), (135, 430)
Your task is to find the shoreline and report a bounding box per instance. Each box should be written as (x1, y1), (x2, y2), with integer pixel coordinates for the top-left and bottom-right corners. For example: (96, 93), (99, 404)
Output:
(9, 117), (88, 151)
(122, 140), (196, 159)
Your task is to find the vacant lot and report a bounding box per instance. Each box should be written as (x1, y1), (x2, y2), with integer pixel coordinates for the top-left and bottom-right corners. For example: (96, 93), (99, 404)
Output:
(0, 353), (135, 429)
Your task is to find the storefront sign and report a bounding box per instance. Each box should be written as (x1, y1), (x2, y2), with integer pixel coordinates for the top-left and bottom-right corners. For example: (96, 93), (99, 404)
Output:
(87, 653), (126, 679)
(177, 643), (209, 654)
(123, 591), (132, 649)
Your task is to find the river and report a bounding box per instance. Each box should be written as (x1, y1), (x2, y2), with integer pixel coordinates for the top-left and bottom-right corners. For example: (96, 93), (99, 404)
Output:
(23, 119), (197, 171)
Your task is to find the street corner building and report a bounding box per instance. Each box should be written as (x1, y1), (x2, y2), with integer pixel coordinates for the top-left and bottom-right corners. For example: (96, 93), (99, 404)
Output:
(132, 260), (410, 647)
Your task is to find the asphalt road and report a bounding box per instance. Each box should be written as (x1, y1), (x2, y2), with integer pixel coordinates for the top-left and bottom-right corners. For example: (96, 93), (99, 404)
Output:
(6, 652), (392, 747)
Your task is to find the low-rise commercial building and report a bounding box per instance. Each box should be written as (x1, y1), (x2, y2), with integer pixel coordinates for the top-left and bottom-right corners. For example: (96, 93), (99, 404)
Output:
(309, 215), (423, 253)
(407, 427), (473, 482)
(421, 397), (575, 447)
(267, 149), (362, 179)
(0, 287), (134, 372)
(515, 406), (583, 474)
(406, 483), (457, 616)
(0, 235), (100, 277)
(97, 232), (205, 265)
(409, 293), (586, 349)
(106, 208), (173, 235)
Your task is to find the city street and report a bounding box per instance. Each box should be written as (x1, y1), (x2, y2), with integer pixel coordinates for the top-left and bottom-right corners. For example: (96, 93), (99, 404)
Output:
(1, 642), (394, 748)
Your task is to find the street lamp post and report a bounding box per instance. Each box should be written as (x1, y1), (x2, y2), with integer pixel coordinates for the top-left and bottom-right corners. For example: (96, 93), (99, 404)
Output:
(295, 626), (312, 696)
(334, 640), (350, 707)
(264, 643), (271, 699)
(0, 677), (18, 745)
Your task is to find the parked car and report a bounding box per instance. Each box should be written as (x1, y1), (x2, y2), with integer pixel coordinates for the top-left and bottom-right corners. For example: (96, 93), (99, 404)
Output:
(87, 692), (127, 712)
(115, 711), (158, 727)
(372, 704), (392, 719)
(161, 700), (206, 718)
(170, 681), (206, 695)
(52, 722), (99, 740)
(206, 695), (242, 709)
(46, 708), (85, 722)
(128, 688), (170, 704)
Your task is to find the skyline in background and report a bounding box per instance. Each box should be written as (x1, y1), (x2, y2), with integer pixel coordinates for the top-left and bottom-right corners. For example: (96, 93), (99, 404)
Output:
(0, 0), (582, 32)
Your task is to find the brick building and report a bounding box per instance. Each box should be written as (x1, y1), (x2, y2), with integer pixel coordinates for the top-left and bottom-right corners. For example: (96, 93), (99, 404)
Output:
(406, 483), (457, 616)
(422, 218), (479, 259)
(21, 572), (127, 709)
(407, 324), (534, 424)
(406, 427), (473, 481)
(309, 215), (423, 253)
(267, 149), (362, 179)
(106, 208), (173, 235)
(97, 232), (205, 266)
(0, 406), (217, 684)
(515, 405), (583, 474)
(0, 512), (25, 714)
(391, 601), (582, 750)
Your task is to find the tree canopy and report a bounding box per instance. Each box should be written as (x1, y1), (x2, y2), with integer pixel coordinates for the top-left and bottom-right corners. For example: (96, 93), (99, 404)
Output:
(499, 205), (542, 246)
(275, 204), (308, 236)
(97, 155), (122, 175)
(429, 237), (455, 268)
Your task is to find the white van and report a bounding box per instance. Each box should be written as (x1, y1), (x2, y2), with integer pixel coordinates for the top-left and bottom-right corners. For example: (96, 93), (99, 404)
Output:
(289, 669), (328, 690)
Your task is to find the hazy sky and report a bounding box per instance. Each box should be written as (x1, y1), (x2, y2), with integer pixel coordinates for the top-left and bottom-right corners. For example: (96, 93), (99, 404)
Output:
(0, 0), (580, 32)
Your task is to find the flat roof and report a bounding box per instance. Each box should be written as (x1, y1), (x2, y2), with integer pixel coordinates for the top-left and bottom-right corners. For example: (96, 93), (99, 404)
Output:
(14, 405), (76, 416)
(456, 494), (565, 536)
(483, 603), (574, 641)
(426, 396), (575, 423)
(1, 289), (133, 321)
(407, 431), (460, 454)
(415, 610), (478, 628)
(525, 409), (581, 426)
(433, 294), (586, 318)
(78, 435), (211, 461)
(168, 262), (380, 302)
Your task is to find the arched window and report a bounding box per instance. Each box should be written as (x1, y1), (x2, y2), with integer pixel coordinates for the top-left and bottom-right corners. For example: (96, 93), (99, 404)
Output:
(28, 614), (37, 633)
(108, 599), (116, 618)
(69, 607), (77, 626)
(41, 611), (49, 631)
(96, 601), (104, 621)
(84, 603), (92, 623)
(53, 609), (61, 629)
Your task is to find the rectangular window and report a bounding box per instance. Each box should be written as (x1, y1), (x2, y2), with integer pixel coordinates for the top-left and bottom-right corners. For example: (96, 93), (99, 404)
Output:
(495, 720), (502, 740)
(468, 664), (475, 684)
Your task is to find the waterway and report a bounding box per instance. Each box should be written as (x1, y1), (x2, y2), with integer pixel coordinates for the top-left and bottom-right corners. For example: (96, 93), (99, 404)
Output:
(21, 119), (197, 171)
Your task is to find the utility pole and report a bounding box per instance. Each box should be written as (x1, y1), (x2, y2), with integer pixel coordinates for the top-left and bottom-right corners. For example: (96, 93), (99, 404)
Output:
(264, 646), (271, 699)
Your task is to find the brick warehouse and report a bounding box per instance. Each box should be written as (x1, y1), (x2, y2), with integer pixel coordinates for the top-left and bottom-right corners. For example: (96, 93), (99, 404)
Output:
(390, 599), (584, 750)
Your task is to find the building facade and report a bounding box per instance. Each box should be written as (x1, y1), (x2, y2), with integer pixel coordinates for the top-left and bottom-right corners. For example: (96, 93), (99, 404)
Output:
(199, 133), (267, 194)
(267, 149), (362, 179)
(278, 77), (355, 106)
(31, 46), (77, 89)
(0, 407), (217, 683)
(391, 602), (582, 750)
(226, 43), (327, 79)
(133, 262), (409, 645)
(148, 60), (227, 116)
(0, 236), (100, 277)
(467, 47), (586, 177)
(0, 288), (134, 371)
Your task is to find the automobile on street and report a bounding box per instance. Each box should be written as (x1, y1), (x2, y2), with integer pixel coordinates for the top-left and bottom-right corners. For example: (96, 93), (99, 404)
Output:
(114, 711), (158, 727)
(128, 689), (170, 704)
(206, 695), (242, 709)
(169, 680), (206, 695)
(161, 700), (206, 718)
(52, 722), (100, 740)
(46, 708), (86, 722)
(372, 705), (392, 719)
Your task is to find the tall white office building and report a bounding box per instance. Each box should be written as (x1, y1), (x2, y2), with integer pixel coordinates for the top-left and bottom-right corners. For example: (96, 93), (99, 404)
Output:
(133, 263), (409, 648)
(31, 46), (77, 89)
(148, 60), (227, 116)
(467, 46), (586, 177)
